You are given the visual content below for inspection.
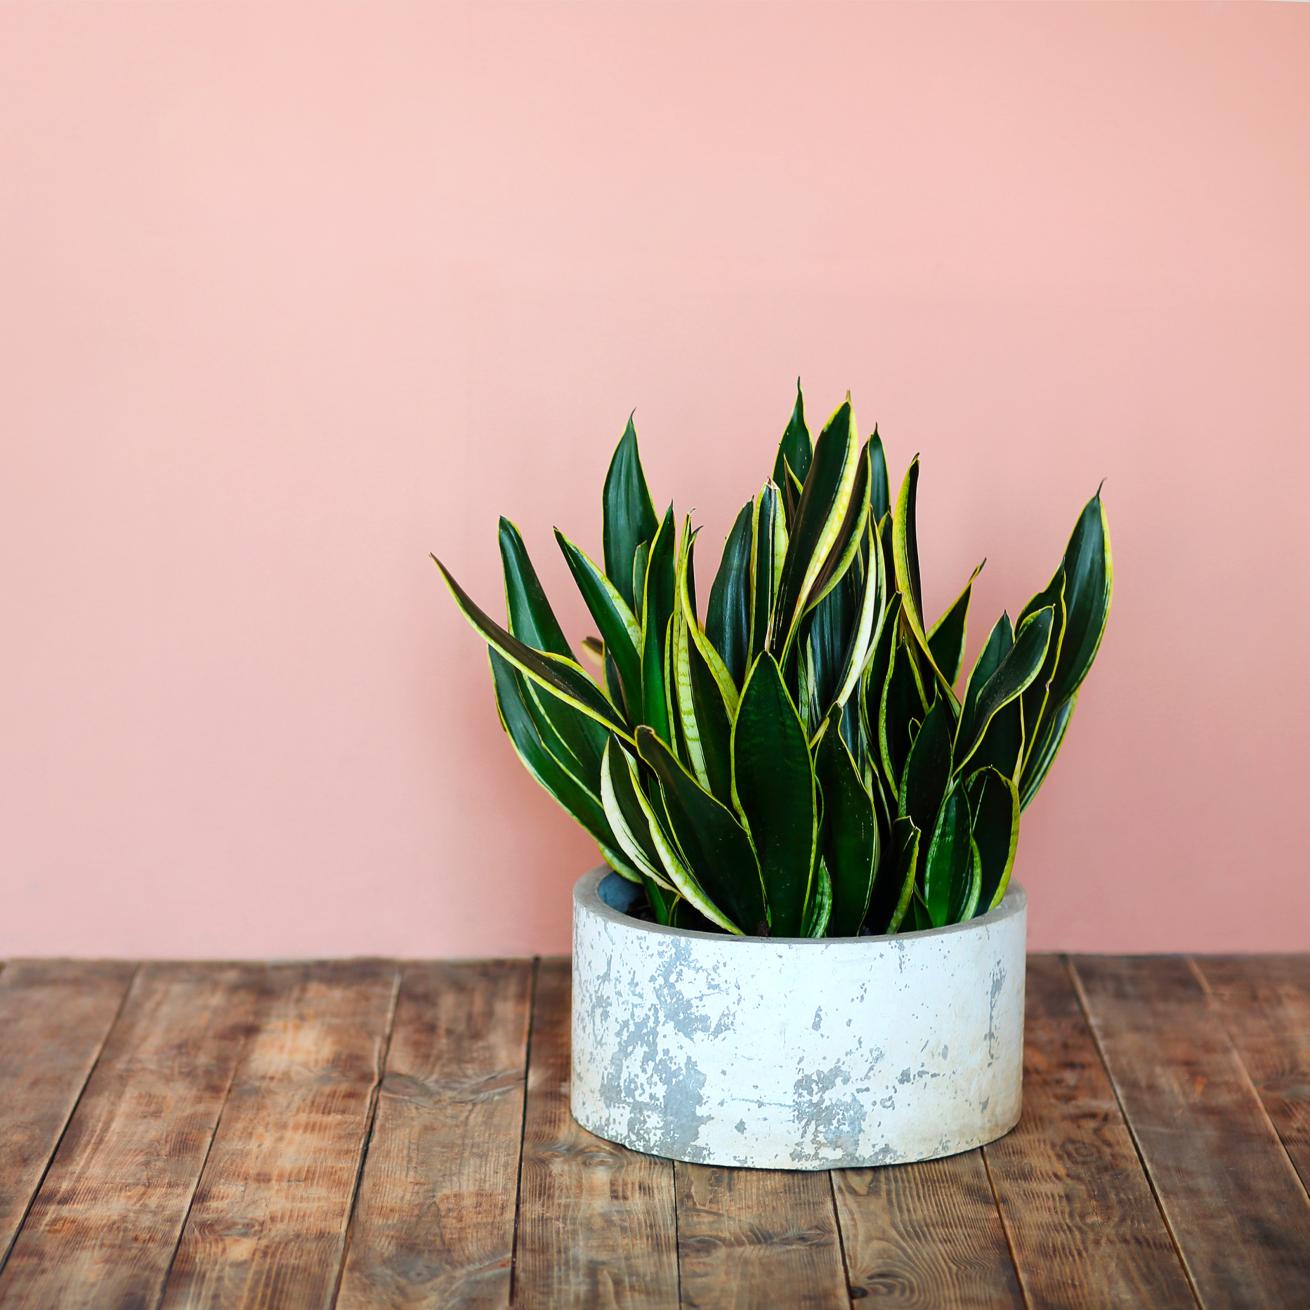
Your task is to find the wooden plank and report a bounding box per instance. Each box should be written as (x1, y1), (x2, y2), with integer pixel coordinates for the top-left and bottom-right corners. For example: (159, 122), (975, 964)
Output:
(678, 1163), (849, 1310)
(513, 957), (678, 1309)
(160, 959), (399, 1310)
(832, 1153), (1021, 1308)
(0, 963), (263, 1309)
(335, 959), (533, 1309)
(1072, 954), (1310, 1308)
(1192, 954), (1310, 1190)
(982, 955), (1193, 1308)
(0, 960), (136, 1267)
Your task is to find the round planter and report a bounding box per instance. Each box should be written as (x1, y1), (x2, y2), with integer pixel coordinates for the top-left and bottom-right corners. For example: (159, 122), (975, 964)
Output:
(570, 868), (1026, 1170)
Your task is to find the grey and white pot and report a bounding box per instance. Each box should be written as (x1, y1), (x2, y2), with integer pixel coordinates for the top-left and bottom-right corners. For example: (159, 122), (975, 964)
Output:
(570, 868), (1026, 1170)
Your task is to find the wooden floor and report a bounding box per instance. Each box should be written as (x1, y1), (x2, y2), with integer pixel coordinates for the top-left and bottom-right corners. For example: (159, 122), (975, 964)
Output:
(0, 957), (1307, 1308)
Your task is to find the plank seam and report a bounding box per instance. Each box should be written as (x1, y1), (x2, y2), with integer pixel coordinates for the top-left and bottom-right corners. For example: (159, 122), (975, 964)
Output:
(508, 955), (540, 1308)
(0, 961), (141, 1279)
(329, 962), (404, 1310)
(1186, 956), (1310, 1204)
(153, 966), (267, 1310)
(979, 1147), (1033, 1310)
(825, 1170), (856, 1308)
(1065, 955), (1204, 1309)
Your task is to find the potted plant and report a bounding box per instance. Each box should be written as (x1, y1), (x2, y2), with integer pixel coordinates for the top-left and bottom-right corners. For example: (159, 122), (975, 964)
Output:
(434, 385), (1111, 1169)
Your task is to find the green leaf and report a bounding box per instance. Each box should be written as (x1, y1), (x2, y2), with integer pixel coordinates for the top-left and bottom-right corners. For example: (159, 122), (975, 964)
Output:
(602, 414), (659, 610)
(966, 697), (1024, 780)
(804, 440), (871, 615)
(878, 636), (929, 794)
(867, 816), (920, 933)
(769, 398), (861, 657)
(499, 521), (608, 780)
(498, 518), (572, 657)
(805, 569), (856, 724)
(706, 500), (754, 686)
(672, 610), (734, 800)
(954, 606), (1054, 774)
(892, 458), (956, 701)
(923, 788), (971, 927)
(815, 724), (879, 936)
(555, 529), (642, 714)
(833, 524), (888, 711)
(639, 508), (677, 739)
(599, 739), (673, 889)
(731, 653), (817, 936)
(435, 556), (631, 738)
(965, 767), (1020, 912)
(1019, 692), (1077, 810)
(489, 652), (613, 849)
(954, 839), (983, 922)
(802, 859), (833, 937)
(1048, 490), (1113, 707)
(1016, 570), (1066, 772)
(616, 739), (744, 935)
(897, 695), (954, 835)
(636, 725), (768, 934)
(927, 562), (984, 688)
(772, 378), (813, 491)
(868, 429), (890, 522)
(749, 483), (785, 658)
(960, 613), (1012, 732)
(632, 541), (650, 619)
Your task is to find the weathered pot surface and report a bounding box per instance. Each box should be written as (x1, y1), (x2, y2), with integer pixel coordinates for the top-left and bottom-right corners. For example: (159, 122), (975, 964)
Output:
(570, 867), (1026, 1170)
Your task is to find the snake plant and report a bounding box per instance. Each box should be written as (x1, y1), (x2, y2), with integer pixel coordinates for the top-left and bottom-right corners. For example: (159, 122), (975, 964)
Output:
(434, 385), (1112, 937)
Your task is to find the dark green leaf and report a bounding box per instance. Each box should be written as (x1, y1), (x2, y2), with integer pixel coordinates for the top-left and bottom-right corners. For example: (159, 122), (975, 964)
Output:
(923, 788), (971, 927)
(769, 399), (861, 657)
(749, 483), (783, 658)
(897, 695), (954, 835)
(927, 562), (983, 688)
(868, 429), (890, 521)
(731, 653), (817, 936)
(965, 767), (1020, 912)
(490, 652), (614, 850)
(772, 379), (813, 491)
(867, 816), (920, 933)
(706, 500), (754, 686)
(435, 556), (630, 737)
(878, 636), (929, 794)
(815, 725), (879, 936)
(602, 414), (659, 609)
(599, 738), (670, 887)
(636, 725), (768, 934)
(556, 529), (642, 714)
(1019, 692), (1077, 810)
(1048, 490), (1113, 706)
(960, 613), (1013, 732)
(498, 518), (572, 657)
(1017, 569), (1066, 772)
(954, 606), (1054, 773)
(802, 859), (833, 937)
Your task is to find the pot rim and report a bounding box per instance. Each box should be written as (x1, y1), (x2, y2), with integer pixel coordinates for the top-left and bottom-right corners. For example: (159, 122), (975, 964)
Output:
(574, 866), (1026, 947)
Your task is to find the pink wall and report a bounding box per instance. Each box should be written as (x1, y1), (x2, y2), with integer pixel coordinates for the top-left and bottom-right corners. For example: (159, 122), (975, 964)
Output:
(2, 3), (1308, 958)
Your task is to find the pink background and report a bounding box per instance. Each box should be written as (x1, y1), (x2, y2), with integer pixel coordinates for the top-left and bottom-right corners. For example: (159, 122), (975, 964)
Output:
(2, 3), (1307, 958)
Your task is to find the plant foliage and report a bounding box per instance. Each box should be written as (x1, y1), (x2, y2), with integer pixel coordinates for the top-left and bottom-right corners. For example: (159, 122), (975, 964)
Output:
(434, 386), (1112, 936)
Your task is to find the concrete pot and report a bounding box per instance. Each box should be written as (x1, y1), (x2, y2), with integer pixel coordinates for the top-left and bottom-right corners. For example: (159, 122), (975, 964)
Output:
(570, 868), (1026, 1170)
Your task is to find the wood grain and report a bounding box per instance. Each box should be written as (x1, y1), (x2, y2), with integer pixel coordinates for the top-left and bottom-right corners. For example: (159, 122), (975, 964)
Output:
(1072, 954), (1310, 1308)
(335, 959), (533, 1309)
(1192, 954), (1310, 1191)
(833, 1154), (1021, 1308)
(0, 960), (136, 1267)
(982, 956), (1194, 1308)
(160, 959), (399, 1310)
(0, 963), (262, 1309)
(678, 1163), (849, 1309)
(513, 957), (678, 1310)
